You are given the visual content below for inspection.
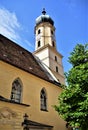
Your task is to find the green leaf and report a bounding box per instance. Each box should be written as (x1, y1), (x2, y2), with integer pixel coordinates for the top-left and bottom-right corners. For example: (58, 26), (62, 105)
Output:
(54, 44), (88, 129)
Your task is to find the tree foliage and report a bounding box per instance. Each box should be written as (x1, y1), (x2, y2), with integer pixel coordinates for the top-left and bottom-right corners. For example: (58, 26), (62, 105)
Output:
(54, 44), (88, 129)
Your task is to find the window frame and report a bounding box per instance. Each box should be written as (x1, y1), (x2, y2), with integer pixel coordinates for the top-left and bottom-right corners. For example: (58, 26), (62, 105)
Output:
(56, 66), (58, 73)
(40, 88), (47, 111)
(38, 29), (41, 34)
(11, 78), (22, 103)
(51, 30), (53, 35)
(52, 41), (55, 47)
(38, 40), (41, 47)
(55, 56), (57, 62)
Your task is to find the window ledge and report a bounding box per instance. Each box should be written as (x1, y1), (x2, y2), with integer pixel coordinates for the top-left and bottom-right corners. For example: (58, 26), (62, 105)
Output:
(40, 109), (48, 112)
(0, 97), (30, 107)
(10, 100), (30, 107)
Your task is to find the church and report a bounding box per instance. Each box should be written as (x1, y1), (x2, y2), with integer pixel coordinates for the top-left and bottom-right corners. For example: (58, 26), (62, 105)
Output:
(0, 9), (67, 130)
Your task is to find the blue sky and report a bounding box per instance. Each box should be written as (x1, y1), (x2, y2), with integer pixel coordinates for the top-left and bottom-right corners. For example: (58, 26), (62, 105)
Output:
(0, 0), (88, 72)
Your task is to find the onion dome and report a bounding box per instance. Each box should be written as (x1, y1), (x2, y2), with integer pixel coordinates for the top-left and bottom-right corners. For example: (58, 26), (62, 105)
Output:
(36, 8), (54, 26)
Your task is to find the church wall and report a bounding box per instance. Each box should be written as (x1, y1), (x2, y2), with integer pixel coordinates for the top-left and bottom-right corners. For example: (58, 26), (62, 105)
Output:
(49, 49), (65, 84)
(49, 49), (62, 68)
(0, 100), (25, 130)
(0, 61), (66, 130)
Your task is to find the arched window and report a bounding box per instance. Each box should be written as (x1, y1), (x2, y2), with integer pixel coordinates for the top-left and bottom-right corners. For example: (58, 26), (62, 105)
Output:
(38, 41), (41, 47)
(55, 56), (57, 62)
(52, 41), (55, 47)
(11, 78), (22, 103)
(56, 66), (58, 73)
(51, 30), (53, 35)
(40, 88), (47, 111)
(38, 29), (41, 34)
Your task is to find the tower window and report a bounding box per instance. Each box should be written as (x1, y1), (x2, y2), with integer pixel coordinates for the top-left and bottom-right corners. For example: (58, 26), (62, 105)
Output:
(38, 41), (41, 47)
(38, 29), (41, 34)
(40, 88), (47, 111)
(51, 30), (53, 35)
(56, 66), (58, 73)
(55, 56), (57, 61)
(52, 41), (55, 47)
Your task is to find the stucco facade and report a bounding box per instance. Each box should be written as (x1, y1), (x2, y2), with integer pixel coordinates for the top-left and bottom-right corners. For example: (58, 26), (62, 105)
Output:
(0, 60), (66, 130)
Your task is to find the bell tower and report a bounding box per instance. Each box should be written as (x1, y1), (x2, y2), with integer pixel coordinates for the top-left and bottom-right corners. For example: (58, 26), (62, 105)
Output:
(35, 8), (56, 51)
(33, 9), (65, 84)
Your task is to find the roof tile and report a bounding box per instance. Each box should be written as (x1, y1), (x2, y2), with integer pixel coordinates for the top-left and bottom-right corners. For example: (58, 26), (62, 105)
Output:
(0, 34), (51, 81)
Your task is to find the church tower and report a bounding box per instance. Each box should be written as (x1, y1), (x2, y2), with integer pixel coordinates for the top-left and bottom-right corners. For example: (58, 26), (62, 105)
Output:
(34, 9), (65, 84)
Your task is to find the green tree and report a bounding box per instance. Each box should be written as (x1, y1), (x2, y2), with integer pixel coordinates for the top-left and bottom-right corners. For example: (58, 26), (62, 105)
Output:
(54, 44), (88, 130)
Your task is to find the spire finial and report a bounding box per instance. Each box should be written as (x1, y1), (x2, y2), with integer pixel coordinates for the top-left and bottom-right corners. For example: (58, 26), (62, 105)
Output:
(42, 8), (46, 15)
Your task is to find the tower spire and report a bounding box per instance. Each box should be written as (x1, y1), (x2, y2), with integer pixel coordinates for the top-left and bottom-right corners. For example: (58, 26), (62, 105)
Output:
(42, 8), (46, 15)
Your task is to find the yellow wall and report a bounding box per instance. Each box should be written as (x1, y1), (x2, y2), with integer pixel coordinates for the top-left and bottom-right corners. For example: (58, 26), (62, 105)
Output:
(0, 101), (25, 130)
(0, 61), (66, 130)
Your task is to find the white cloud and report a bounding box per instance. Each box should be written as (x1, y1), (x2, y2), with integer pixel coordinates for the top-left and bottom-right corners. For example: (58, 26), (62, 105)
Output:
(0, 8), (21, 41)
(0, 7), (34, 51)
(24, 39), (34, 48)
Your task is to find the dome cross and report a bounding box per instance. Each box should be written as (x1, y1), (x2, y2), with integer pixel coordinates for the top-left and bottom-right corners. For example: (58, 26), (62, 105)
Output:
(42, 8), (46, 15)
